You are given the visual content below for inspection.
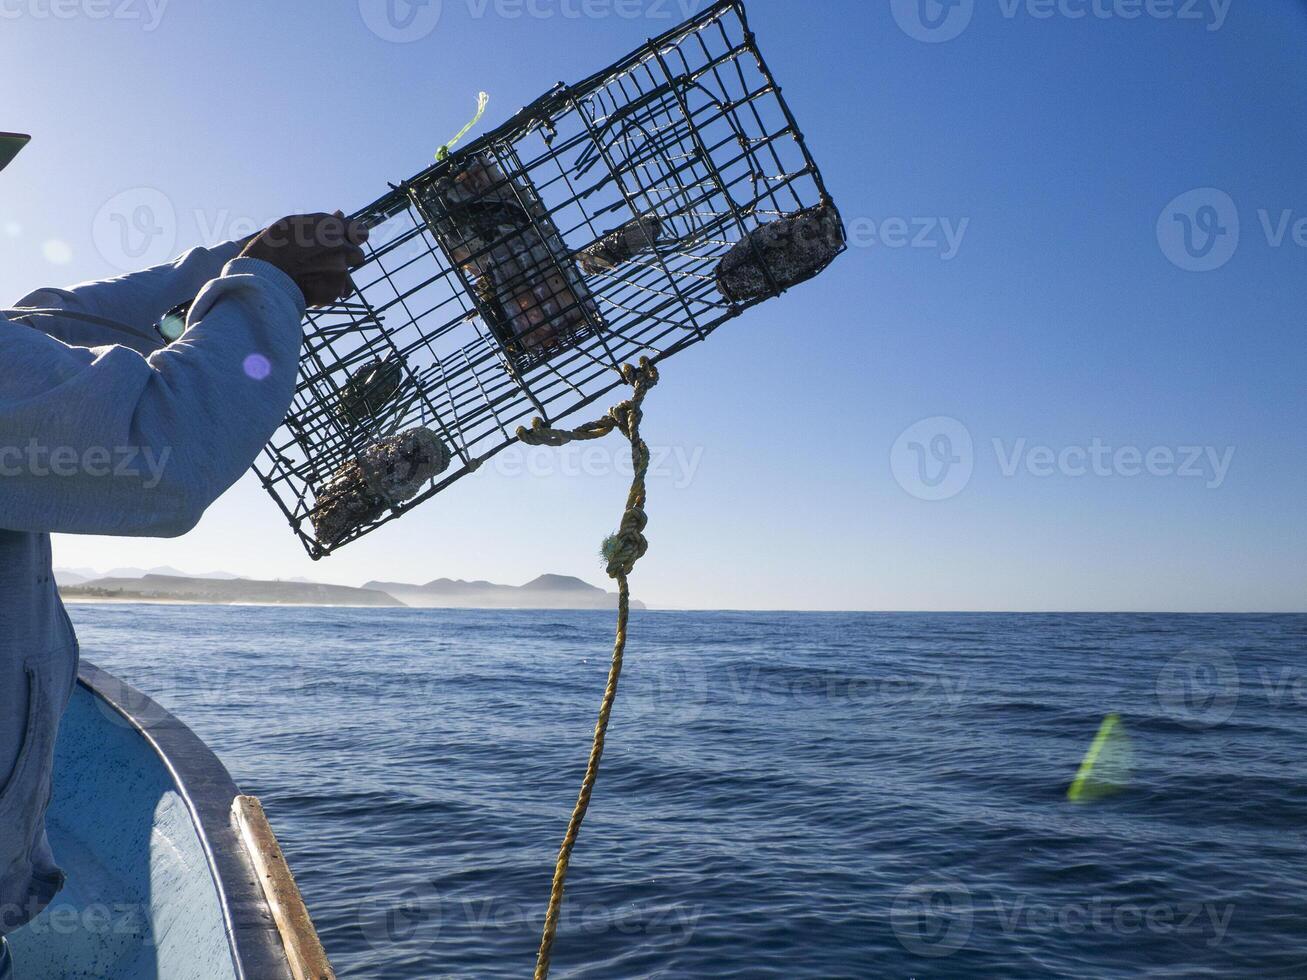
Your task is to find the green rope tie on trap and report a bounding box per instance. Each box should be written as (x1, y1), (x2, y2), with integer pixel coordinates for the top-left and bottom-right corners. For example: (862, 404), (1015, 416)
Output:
(435, 91), (490, 162)
(517, 358), (659, 980)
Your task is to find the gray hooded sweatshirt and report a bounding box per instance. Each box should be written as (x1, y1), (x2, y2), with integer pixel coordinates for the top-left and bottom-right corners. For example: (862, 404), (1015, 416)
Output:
(0, 241), (305, 933)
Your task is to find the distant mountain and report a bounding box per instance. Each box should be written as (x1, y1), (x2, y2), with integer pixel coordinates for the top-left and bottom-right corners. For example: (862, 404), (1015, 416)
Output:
(103, 566), (171, 579)
(60, 565), (243, 582)
(62, 574), (403, 608)
(55, 568), (639, 610)
(522, 574), (601, 592)
(58, 566), (101, 580)
(53, 569), (94, 587)
(365, 574), (643, 610)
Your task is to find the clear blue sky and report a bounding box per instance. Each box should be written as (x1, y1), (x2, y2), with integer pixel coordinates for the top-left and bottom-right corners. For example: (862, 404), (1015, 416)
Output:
(2, 0), (1302, 610)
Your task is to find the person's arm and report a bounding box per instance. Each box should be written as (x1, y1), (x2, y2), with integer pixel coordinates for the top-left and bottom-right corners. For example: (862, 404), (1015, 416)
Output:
(0, 211), (366, 538)
(8, 240), (247, 354)
(0, 257), (305, 537)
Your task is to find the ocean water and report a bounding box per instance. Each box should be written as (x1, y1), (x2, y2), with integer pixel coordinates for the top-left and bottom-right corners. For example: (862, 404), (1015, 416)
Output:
(65, 606), (1307, 979)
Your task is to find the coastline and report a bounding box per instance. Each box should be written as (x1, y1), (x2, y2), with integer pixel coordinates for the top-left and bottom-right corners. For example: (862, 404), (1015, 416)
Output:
(60, 596), (401, 609)
(59, 596), (657, 611)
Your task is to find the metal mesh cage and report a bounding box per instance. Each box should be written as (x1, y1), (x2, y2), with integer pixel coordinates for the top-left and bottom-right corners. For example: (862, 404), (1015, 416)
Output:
(255, 0), (845, 558)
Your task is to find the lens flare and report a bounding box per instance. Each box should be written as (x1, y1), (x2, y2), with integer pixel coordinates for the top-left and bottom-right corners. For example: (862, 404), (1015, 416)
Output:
(243, 353), (272, 381)
(1068, 713), (1132, 803)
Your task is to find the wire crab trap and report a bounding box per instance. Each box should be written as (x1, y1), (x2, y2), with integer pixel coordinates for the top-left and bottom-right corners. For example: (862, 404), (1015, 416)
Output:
(255, 0), (846, 559)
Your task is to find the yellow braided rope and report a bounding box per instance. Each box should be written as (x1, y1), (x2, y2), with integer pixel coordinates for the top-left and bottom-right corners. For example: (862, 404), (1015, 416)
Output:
(518, 358), (660, 980)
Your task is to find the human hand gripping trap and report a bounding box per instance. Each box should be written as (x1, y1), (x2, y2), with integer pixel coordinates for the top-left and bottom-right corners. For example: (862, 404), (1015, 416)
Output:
(238, 1), (844, 972)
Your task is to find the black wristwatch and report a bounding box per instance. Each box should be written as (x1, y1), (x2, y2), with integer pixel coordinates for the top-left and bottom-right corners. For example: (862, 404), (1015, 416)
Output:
(155, 300), (193, 345)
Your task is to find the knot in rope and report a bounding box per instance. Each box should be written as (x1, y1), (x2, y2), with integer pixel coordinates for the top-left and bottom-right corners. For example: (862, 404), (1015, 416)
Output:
(602, 507), (648, 579)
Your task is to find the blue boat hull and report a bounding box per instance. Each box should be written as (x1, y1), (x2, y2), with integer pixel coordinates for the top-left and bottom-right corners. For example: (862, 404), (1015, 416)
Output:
(7, 663), (324, 979)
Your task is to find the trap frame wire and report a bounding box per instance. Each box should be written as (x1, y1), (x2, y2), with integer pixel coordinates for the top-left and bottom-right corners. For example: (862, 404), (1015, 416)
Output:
(254, 0), (845, 559)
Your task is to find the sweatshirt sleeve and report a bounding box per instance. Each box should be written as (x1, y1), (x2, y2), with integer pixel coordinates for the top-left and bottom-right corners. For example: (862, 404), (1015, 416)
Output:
(0, 257), (305, 538)
(8, 241), (245, 355)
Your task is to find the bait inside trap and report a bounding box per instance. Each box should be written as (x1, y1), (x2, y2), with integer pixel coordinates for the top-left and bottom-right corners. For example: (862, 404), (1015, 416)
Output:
(255, 0), (846, 558)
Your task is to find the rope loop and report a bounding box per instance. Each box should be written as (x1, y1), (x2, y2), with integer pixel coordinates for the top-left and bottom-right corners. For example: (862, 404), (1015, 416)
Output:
(516, 358), (659, 449)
